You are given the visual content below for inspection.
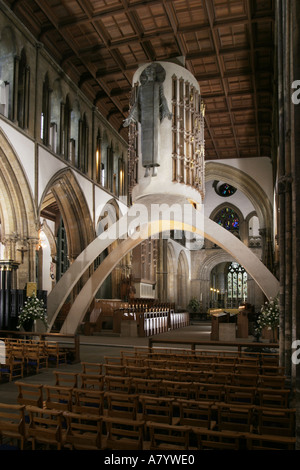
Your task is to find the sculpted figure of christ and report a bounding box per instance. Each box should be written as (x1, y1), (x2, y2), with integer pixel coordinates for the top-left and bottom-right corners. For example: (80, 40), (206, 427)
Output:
(124, 63), (172, 177)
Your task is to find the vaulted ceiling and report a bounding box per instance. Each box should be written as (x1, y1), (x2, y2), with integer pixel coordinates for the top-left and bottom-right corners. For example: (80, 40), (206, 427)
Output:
(4, 0), (276, 161)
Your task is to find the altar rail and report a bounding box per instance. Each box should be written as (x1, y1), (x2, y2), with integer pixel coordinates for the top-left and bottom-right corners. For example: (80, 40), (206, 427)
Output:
(141, 311), (189, 337)
(120, 310), (189, 337)
(148, 337), (279, 354)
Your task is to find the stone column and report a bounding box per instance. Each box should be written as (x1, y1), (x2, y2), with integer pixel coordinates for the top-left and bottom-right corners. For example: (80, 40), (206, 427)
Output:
(12, 55), (20, 123)
(291, 0), (300, 450)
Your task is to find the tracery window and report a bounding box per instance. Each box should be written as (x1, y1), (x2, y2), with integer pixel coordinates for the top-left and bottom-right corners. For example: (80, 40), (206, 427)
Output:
(214, 207), (239, 233)
(227, 262), (247, 306)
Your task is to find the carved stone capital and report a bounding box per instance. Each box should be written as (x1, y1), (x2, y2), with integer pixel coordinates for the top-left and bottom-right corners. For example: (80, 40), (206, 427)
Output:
(278, 174), (293, 194)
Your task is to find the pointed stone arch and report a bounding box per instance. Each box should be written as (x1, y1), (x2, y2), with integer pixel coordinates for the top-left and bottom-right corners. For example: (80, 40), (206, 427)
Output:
(39, 168), (94, 262)
(205, 162), (272, 230)
(0, 127), (37, 283)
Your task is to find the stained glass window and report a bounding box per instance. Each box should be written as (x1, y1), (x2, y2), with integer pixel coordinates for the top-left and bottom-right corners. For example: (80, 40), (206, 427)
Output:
(227, 262), (247, 306)
(214, 181), (237, 197)
(214, 207), (239, 232)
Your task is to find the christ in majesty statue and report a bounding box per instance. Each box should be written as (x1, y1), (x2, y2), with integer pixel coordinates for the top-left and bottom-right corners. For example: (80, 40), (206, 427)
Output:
(124, 63), (172, 177)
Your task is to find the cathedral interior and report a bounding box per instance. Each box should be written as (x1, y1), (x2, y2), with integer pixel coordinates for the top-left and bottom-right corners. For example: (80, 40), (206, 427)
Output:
(0, 0), (299, 451)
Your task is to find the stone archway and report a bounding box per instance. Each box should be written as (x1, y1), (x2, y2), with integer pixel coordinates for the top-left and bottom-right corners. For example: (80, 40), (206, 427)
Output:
(39, 168), (94, 262)
(46, 196), (279, 334)
(205, 162), (273, 230)
(205, 162), (274, 271)
(0, 127), (37, 286)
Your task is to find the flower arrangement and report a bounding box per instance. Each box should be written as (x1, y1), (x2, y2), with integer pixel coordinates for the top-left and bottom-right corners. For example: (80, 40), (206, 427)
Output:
(17, 294), (48, 330)
(255, 295), (280, 341)
(187, 297), (201, 313)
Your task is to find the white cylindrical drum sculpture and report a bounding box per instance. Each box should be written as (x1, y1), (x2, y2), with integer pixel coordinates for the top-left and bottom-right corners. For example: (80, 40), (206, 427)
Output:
(124, 60), (205, 207)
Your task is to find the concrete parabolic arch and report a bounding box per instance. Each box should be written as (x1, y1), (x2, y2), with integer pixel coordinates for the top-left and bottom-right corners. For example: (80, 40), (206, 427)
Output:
(45, 195), (280, 335)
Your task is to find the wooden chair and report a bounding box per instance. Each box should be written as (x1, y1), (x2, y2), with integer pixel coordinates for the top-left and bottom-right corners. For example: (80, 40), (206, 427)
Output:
(149, 368), (176, 381)
(81, 361), (103, 375)
(258, 374), (286, 389)
(43, 385), (73, 412)
(105, 392), (139, 420)
(160, 380), (196, 400)
(15, 381), (44, 408)
(0, 403), (26, 450)
(192, 427), (243, 450)
(231, 373), (258, 388)
(237, 357), (260, 367)
(177, 399), (216, 430)
(187, 361), (215, 372)
(103, 416), (145, 450)
(54, 370), (78, 388)
(125, 365), (151, 378)
(260, 354), (279, 367)
(257, 407), (296, 437)
(45, 342), (67, 367)
(9, 344), (26, 365)
(140, 396), (176, 425)
(26, 405), (63, 450)
(145, 359), (171, 369)
(25, 344), (48, 374)
(131, 378), (161, 397)
(63, 411), (103, 450)
(257, 388), (290, 408)
(104, 364), (126, 377)
(0, 354), (24, 381)
(104, 375), (132, 394)
(72, 388), (105, 415)
(245, 433), (296, 450)
(121, 354), (144, 367)
(214, 363), (236, 374)
(145, 421), (191, 450)
(176, 369), (213, 383)
(235, 364), (260, 375)
(80, 373), (104, 390)
(208, 371), (232, 385)
(261, 365), (285, 376)
(217, 403), (254, 433)
(224, 385), (256, 405)
(195, 382), (224, 402)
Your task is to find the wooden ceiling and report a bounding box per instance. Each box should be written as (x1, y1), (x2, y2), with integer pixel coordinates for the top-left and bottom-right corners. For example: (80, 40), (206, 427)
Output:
(4, 0), (275, 161)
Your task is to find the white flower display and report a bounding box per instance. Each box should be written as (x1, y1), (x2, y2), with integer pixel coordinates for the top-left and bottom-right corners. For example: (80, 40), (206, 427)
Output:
(17, 294), (48, 330)
(254, 295), (279, 339)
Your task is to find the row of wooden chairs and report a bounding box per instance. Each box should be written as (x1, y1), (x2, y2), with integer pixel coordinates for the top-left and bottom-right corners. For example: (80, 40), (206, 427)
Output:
(14, 375), (292, 415)
(104, 361), (284, 381)
(0, 399), (295, 450)
(42, 368), (291, 408)
(118, 352), (281, 374)
(100, 366), (287, 391)
(52, 362), (288, 393)
(129, 347), (280, 365)
(0, 338), (68, 382)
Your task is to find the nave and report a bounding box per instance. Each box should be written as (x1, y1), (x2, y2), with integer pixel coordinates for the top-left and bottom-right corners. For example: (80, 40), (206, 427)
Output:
(0, 326), (295, 451)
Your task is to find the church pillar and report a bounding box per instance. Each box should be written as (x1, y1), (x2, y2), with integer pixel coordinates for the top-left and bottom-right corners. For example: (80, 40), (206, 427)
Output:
(277, 0), (300, 448)
(156, 236), (168, 303)
(12, 55), (20, 123)
(291, 0), (300, 450)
